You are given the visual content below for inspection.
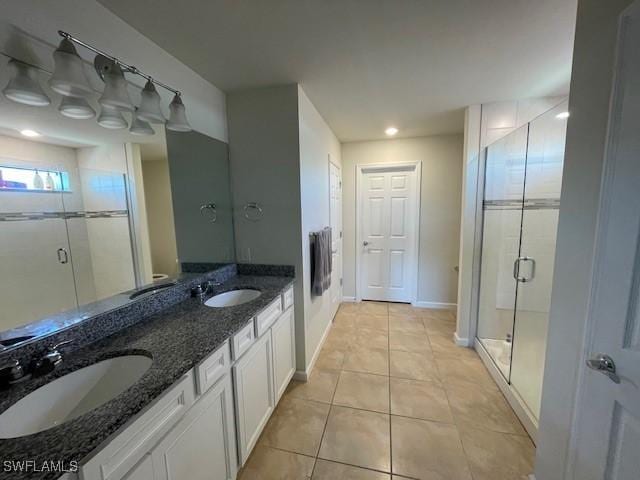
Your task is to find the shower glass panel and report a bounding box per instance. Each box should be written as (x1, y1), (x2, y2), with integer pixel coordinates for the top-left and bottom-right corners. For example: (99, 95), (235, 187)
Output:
(510, 101), (568, 419)
(476, 100), (568, 422)
(0, 162), (78, 331)
(476, 125), (528, 379)
(63, 166), (135, 304)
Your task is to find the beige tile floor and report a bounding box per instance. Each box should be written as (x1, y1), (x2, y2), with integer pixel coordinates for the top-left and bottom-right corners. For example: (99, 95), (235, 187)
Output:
(238, 302), (534, 480)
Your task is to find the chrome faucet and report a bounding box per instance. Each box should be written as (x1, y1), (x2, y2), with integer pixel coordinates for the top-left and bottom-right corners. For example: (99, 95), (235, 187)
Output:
(31, 340), (73, 376)
(0, 359), (27, 386)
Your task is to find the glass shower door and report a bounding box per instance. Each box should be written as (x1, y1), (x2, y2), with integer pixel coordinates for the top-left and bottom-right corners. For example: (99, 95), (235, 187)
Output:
(510, 101), (568, 419)
(476, 125), (529, 379)
(0, 162), (78, 332)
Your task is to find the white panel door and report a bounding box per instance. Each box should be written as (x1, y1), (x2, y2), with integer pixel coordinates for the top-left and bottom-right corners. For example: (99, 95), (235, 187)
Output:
(329, 162), (342, 313)
(571, 3), (640, 478)
(359, 165), (418, 302)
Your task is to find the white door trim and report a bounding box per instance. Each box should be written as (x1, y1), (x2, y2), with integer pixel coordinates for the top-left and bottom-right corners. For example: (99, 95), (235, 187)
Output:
(355, 161), (421, 303)
(328, 159), (342, 316)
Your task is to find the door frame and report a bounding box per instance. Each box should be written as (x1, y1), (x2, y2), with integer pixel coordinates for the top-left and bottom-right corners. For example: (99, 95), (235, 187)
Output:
(328, 159), (342, 315)
(355, 161), (422, 304)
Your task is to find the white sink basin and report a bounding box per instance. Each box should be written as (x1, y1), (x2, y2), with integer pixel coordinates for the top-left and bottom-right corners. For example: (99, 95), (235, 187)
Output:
(204, 289), (261, 307)
(0, 355), (152, 439)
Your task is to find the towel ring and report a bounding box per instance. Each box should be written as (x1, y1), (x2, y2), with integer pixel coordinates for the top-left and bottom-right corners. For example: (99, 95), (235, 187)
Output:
(200, 203), (217, 223)
(243, 202), (263, 222)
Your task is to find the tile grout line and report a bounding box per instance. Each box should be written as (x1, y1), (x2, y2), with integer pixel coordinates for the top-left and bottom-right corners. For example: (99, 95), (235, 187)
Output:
(387, 303), (393, 477)
(310, 346), (344, 479)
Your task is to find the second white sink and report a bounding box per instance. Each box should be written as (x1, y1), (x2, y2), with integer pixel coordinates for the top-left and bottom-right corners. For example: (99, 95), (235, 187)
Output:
(205, 289), (261, 307)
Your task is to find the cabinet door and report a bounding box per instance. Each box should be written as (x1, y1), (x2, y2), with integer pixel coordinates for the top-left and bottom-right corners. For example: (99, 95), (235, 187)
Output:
(271, 308), (295, 402)
(233, 332), (275, 465)
(152, 375), (237, 480)
(121, 455), (155, 480)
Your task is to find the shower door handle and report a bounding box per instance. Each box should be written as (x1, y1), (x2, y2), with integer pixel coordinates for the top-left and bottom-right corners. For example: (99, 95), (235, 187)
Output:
(513, 257), (536, 282)
(513, 258), (525, 282)
(523, 257), (536, 281)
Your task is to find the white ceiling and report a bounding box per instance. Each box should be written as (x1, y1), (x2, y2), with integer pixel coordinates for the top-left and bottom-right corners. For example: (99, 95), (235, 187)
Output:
(97, 0), (577, 142)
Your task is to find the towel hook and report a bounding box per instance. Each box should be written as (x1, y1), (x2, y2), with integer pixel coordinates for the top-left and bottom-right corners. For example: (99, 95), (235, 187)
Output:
(243, 202), (263, 222)
(200, 203), (217, 223)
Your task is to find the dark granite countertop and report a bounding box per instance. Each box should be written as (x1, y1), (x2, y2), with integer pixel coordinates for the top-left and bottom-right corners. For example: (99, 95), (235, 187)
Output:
(0, 273), (294, 480)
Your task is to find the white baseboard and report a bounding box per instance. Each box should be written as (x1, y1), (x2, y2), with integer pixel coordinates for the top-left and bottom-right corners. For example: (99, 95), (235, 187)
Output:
(475, 338), (538, 442)
(342, 296), (357, 302)
(293, 311), (335, 382)
(453, 332), (472, 347)
(292, 370), (308, 382)
(412, 301), (457, 310)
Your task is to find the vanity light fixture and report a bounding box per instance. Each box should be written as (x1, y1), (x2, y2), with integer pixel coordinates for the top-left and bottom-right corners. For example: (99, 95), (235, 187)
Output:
(2, 59), (51, 106)
(385, 126), (398, 136)
(20, 129), (41, 137)
(2, 31), (192, 134)
(58, 96), (96, 119)
(97, 105), (128, 129)
(556, 111), (570, 119)
(59, 31), (190, 132)
(130, 108), (155, 136)
(98, 60), (134, 112)
(166, 93), (191, 132)
(48, 38), (93, 98)
(137, 80), (165, 123)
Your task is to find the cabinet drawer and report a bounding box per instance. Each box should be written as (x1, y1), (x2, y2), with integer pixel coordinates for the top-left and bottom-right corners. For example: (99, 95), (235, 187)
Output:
(195, 340), (231, 395)
(255, 298), (283, 338)
(231, 321), (256, 361)
(282, 286), (294, 311)
(80, 372), (195, 480)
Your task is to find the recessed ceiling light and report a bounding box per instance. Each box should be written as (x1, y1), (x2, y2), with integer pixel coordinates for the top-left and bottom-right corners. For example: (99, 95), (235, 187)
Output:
(385, 127), (398, 136)
(556, 111), (570, 119)
(20, 129), (40, 137)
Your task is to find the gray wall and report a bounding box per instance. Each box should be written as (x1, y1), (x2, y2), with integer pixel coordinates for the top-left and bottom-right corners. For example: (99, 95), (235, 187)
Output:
(341, 134), (463, 306)
(535, 0), (633, 476)
(226, 85), (307, 368)
(166, 130), (235, 264)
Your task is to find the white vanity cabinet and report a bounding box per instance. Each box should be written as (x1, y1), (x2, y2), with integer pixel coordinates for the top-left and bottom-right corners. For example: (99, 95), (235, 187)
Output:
(79, 286), (296, 480)
(80, 343), (236, 480)
(233, 286), (295, 465)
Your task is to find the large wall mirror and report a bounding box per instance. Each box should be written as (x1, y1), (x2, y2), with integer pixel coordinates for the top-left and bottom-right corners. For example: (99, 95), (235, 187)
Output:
(0, 47), (234, 348)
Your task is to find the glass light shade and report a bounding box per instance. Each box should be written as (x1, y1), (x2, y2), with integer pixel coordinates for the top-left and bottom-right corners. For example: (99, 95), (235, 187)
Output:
(97, 105), (128, 129)
(130, 109), (155, 136)
(166, 94), (191, 132)
(137, 80), (165, 123)
(99, 63), (134, 112)
(48, 38), (93, 98)
(59, 96), (95, 119)
(2, 60), (50, 106)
